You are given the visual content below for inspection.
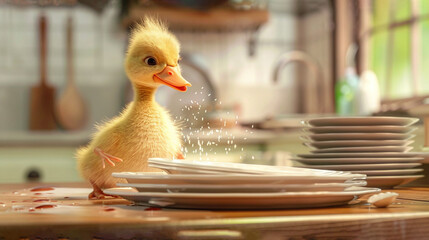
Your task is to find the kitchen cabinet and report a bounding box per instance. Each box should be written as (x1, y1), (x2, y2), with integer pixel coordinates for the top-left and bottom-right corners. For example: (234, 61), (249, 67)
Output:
(0, 147), (80, 183)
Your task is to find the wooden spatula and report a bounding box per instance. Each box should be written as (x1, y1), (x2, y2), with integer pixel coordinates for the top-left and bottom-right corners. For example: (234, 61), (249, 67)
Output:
(29, 15), (56, 130)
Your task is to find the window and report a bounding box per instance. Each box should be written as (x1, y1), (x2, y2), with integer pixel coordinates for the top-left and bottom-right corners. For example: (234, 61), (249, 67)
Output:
(367, 0), (429, 99)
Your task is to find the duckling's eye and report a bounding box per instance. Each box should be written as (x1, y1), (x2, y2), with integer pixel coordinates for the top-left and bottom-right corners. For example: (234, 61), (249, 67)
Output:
(144, 57), (157, 66)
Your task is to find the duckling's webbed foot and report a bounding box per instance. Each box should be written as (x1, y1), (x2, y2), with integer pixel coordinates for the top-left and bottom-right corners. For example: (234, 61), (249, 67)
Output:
(176, 152), (185, 159)
(89, 182), (119, 200)
(94, 147), (123, 168)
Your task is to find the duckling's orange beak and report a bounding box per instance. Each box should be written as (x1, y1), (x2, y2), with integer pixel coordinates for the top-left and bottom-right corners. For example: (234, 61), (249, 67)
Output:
(154, 66), (191, 92)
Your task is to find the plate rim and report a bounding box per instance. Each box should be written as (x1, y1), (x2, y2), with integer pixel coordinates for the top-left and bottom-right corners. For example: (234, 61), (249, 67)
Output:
(305, 126), (417, 134)
(304, 139), (414, 146)
(298, 152), (421, 158)
(311, 146), (413, 153)
(351, 169), (424, 174)
(112, 172), (365, 181)
(294, 157), (424, 164)
(116, 181), (368, 189)
(305, 117), (419, 127)
(149, 158), (356, 176)
(366, 175), (424, 179)
(304, 163), (422, 170)
(302, 133), (415, 141)
(104, 186), (380, 198)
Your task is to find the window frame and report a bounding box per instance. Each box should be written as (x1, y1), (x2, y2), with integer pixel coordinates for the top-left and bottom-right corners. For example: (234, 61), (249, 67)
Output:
(359, 0), (427, 99)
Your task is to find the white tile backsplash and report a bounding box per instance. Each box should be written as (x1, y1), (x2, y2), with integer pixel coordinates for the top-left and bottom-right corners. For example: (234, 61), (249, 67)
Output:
(175, 13), (297, 88)
(0, 1), (332, 130)
(0, 1), (125, 131)
(0, 2), (123, 85)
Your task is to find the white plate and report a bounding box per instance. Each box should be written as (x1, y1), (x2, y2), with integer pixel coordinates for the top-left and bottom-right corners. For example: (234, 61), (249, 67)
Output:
(350, 169), (423, 176)
(151, 164), (270, 175)
(306, 117), (419, 127)
(104, 186), (380, 209)
(148, 158), (356, 176)
(117, 181), (368, 193)
(298, 152), (420, 159)
(311, 146), (413, 153)
(151, 162), (353, 176)
(304, 140), (414, 149)
(366, 175), (424, 188)
(294, 157), (423, 165)
(305, 126), (416, 134)
(303, 133), (414, 141)
(112, 172), (365, 185)
(150, 162), (264, 175)
(301, 163), (422, 170)
(151, 164), (224, 175)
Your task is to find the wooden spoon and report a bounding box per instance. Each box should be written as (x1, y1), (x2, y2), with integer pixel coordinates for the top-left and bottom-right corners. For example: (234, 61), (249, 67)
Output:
(56, 16), (87, 130)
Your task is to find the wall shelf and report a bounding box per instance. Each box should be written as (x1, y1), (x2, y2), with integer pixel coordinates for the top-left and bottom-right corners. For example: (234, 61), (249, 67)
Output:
(0, 131), (91, 147)
(122, 5), (269, 31)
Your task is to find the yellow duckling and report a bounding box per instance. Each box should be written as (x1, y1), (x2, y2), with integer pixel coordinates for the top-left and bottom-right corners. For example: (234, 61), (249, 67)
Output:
(77, 17), (191, 199)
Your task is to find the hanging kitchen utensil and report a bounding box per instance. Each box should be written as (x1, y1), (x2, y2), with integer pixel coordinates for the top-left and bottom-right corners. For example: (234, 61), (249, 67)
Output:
(29, 15), (56, 130)
(55, 16), (87, 130)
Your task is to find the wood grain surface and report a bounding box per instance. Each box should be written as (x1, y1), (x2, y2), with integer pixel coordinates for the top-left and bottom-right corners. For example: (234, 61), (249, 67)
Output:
(1, 183), (429, 239)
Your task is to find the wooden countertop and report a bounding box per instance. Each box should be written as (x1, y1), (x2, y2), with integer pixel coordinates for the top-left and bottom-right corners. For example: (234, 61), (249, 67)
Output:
(1, 182), (429, 239)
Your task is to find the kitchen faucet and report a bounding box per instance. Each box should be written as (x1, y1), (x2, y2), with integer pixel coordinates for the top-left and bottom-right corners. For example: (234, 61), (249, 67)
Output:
(181, 53), (217, 103)
(272, 50), (328, 114)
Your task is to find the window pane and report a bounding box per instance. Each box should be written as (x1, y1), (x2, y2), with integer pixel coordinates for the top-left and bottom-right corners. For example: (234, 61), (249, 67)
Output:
(371, 0), (411, 27)
(420, 0), (429, 15)
(370, 26), (412, 99)
(370, 1), (428, 99)
(390, 26), (412, 99)
(393, 0), (411, 22)
(371, 0), (390, 27)
(370, 31), (388, 94)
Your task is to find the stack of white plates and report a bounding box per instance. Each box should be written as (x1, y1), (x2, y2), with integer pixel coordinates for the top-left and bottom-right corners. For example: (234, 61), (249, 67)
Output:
(105, 159), (379, 210)
(294, 117), (424, 188)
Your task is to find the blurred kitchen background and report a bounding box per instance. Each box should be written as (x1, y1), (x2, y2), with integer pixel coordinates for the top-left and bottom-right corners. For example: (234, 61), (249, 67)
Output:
(0, 0), (429, 183)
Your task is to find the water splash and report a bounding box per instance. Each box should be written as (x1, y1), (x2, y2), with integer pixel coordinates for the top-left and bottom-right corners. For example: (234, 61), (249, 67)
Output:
(175, 89), (253, 161)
